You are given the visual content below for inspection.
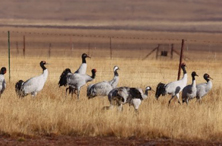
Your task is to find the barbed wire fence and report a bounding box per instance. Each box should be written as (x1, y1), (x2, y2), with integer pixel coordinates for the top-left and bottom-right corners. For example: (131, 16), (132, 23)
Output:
(0, 30), (221, 86)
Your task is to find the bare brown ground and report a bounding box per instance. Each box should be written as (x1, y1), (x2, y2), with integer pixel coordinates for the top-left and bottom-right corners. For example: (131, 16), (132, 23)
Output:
(0, 135), (221, 146)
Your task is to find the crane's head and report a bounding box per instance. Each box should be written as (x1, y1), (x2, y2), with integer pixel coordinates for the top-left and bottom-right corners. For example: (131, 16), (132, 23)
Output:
(113, 66), (119, 71)
(191, 71), (198, 77)
(203, 73), (213, 80)
(40, 61), (47, 66)
(145, 86), (152, 91)
(0, 67), (6, 74)
(92, 69), (97, 73)
(82, 53), (91, 59)
(181, 62), (186, 68)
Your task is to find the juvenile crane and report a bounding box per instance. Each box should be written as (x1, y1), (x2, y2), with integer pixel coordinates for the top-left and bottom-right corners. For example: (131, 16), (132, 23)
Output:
(104, 86), (152, 112)
(155, 63), (187, 105)
(196, 73), (213, 103)
(87, 66), (119, 99)
(0, 67), (6, 97)
(182, 71), (198, 105)
(15, 61), (48, 98)
(58, 53), (91, 96)
(66, 69), (96, 99)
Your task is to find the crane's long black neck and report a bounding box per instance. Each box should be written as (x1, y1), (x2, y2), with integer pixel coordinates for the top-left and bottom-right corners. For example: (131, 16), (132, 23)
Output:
(205, 77), (210, 82)
(182, 66), (187, 74)
(91, 71), (96, 79)
(192, 74), (196, 81)
(41, 64), (47, 71)
(114, 70), (119, 77)
(145, 90), (149, 96)
(82, 57), (86, 63)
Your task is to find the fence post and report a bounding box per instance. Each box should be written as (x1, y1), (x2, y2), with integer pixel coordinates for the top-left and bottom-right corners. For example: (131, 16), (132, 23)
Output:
(171, 44), (174, 59)
(16, 41), (19, 55)
(156, 44), (160, 59)
(110, 37), (112, 59)
(177, 39), (184, 80)
(23, 35), (25, 58)
(8, 31), (11, 81)
(48, 43), (51, 58)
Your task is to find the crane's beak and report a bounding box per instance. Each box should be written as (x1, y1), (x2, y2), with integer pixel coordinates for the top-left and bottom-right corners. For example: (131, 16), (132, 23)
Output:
(151, 89), (155, 92)
(209, 76), (213, 80)
(87, 55), (91, 59)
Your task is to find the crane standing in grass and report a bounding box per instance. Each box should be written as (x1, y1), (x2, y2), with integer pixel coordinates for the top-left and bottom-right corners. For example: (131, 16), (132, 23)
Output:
(196, 73), (213, 103)
(0, 67), (6, 97)
(155, 63), (187, 105)
(15, 61), (48, 98)
(104, 86), (152, 112)
(58, 53), (91, 97)
(182, 71), (198, 105)
(87, 66), (119, 99)
(66, 69), (97, 99)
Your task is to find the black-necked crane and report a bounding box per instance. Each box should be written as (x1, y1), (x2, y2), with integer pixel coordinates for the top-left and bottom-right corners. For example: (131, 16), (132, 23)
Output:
(104, 86), (152, 112)
(196, 73), (213, 103)
(182, 71), (198, 105)
(87, 66), (119, 99)
(155, 63), (187, 105)
(15, 61), (48, 98)
(66, 69), (96, 99)
(0, 67), (6, 97)
(58, 53), (90, 96)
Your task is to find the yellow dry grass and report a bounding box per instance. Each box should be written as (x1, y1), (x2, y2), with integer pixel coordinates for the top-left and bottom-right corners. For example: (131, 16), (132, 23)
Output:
(0, 53), (221, 142)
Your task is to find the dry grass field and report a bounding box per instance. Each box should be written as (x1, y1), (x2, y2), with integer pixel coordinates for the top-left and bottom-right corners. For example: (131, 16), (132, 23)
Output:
(0, 45), (221, 144)
(0, 26), (221, 145)
(0, 0), (221, 145)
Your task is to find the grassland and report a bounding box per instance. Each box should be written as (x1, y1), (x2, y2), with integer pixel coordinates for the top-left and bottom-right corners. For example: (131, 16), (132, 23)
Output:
(0, 26), (221, 145)
(0, 53), (221, 142)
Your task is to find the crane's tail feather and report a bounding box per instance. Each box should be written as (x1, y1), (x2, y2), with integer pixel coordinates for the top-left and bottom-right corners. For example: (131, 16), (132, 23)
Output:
(58, 68), (71, 87)
(129, 88), (143, 100)
(15, 80), (25, 98)
(155, 82), (166, 100)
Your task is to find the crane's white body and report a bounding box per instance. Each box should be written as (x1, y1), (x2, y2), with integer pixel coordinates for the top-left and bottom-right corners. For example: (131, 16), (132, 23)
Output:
(87, 66), (119, 98)
(196, 80), (212, 102)
(105, 86), (151, 112)
(74, 53), (90, 74)
(67, 69), (96, 99)
(155, 63), (187, 105)
(87, 82), (113, 97)
(182, 72), (198, 105)
(21, 69), (48, 97)
(75, 63), (87, 74)
(62, 53), (90, 97)
(0, 74), (6, 96)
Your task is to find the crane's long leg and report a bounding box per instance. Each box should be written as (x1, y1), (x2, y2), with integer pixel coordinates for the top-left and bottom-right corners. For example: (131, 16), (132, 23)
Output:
(77, 87), (81, 100)
(176, 93), (181, 104)
(168, 95), (175, 106)
(117, 104), (123, 112)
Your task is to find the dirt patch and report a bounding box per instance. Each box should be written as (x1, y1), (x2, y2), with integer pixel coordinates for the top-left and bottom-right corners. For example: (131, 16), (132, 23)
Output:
(0, 135), (221, 146)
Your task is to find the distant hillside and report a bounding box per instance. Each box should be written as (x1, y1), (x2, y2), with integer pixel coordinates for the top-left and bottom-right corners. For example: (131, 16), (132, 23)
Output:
(1, 0), (222, 32)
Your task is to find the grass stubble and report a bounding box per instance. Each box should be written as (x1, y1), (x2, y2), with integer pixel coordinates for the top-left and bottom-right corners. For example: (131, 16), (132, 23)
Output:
(0, 53), (221, 143)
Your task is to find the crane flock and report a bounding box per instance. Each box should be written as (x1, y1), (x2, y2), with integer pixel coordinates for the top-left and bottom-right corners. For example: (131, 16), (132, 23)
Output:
(0, 53), (213, 112)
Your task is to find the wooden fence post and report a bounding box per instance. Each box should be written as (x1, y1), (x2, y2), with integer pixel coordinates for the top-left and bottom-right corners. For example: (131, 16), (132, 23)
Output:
(156, 44), (160, 59)
(177, 39), (184, 80)
(110, 37), (112, 59)
(8, 31), (11, 81)
(48, 43), (51, 58)
(23, 35), (25, 58)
